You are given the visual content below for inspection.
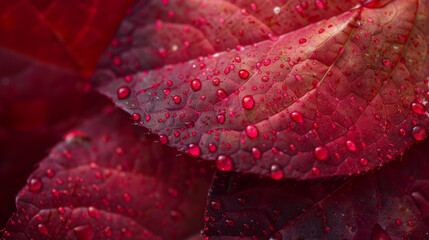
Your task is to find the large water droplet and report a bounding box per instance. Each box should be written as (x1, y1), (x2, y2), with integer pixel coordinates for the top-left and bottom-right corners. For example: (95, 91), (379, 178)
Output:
(242, 95), (255, 109)
(216, 89), (228, 100)
(172, 95), (182, 104)
(314, 146), (328, 160)
(117, 86), (131, 99)
(245, 125), (258, 138)
(216, 154), (232, 171)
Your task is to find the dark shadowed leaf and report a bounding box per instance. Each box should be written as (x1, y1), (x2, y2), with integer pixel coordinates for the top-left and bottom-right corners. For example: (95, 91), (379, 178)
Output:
(0, 0), (137, 75)
(203, 140), (429, 239)
(95, 0), (429, 179)
(2, 108), (214, 240)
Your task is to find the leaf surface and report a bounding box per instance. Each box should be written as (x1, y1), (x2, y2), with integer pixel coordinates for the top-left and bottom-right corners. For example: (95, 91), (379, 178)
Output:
(95, 0), (429, 179)
(2, 109), (214, 240)
(203, 140), (429, 239)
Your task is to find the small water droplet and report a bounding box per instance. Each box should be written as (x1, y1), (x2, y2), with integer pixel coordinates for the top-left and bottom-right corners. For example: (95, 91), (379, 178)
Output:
(290, 111), (303, 123)
(170, 209), (184, 221)
(29, 177), (42, 192)
(314, 146), (328, 160)
(245, 125), (258, 138)
(190, 79), (202, 91)
(411, 102), (426, 115)
(208, 143), (217, 152)
(251, 147), (262, 159)
(239, 69), (250, 79)
(242, 95), (255, 110)
(216, 154), (232, 171)
(359, 158), (368, 166)
(38, 224), (48, 235)
(217, 114), (226, 124)
(382, 59), (390, 66)
(210, 199), (222, 210)
(117, 86), (131, 99)
(73, 224), (94, 240)
(299, 38), (307, 44)
(172, 95), (182, 104)
(216, 89), (228, 100)
(345, 140), (356, 151)
(159, 134), (168, 144)
(411, 126), (427, 141)
(270, 165), (283, 180)
(132, 113), (141, 121)
(188, 144), (200, 156)
(225, 219), (235, 226)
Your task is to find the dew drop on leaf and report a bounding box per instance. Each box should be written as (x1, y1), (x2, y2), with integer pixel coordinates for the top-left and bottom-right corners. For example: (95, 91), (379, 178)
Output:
(270, 165), (283, 180)
(314, 146), (328, 160)
(290, 111), (303, 123)
(411, 102), (426, 115)
(28, 177), (42, 192)
(298, 38), (307, 44)
(187, 144), (200, 156)
(159, 134), (168, 144)
(210, 199), (222, 210)
(190, 79), (202, 91)
(251, 147), (262, 159)
(345, 140), (356, 151)
(117, 86), (130, 99)
(73, 224), (94, 240)
(411, 126), (427, 141)
(245, 125), (258, 138)
(216, 154), (232, 171)
(242, 95), (255, 109)
(238, 69), (250, 79)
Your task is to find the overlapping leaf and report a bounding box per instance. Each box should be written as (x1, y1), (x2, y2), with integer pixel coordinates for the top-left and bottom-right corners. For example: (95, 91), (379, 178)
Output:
(204, 140), (429, 239)
(0, 0), (136, 75)
(95, 0), (429, 179)
(2, 109), (214, 240)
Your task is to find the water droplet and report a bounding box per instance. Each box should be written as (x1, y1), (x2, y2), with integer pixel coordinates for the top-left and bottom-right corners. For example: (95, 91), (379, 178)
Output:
(411, 125), (427, 141)
(270, 165), (283, 180)
(242, 95), (255, 110)
(290, 111), (303, 123)
(190, 79), (202, 91)
(359, 158), (368, 166)
(123, 193), (131, 202)
(217, 114), (226, 124)
(382, 59), (390, 66)
(117, 86), (131, 99)
(411, 102), (426, 115)
(225, 219), (235, 226)
(299, 38), (307, 44)
(251, 147), (262, 159)
(208, 143), (217, 152)
(311, 167), (320, 175)
(38, 224), (48, 235)
(245, 125), (258, 138)
(88, 206), (99, 218)
(239, 69), (250, 79)
(170, 209), (184, 221)
(73, 224), (94, 240)
(411, 191), (429, 218)
(29, 177), (42, 192)
(188, 144), (200, 156)
(159, 134), (168, 144)
(121, 228), (133, 237)
(270, 232), (283, 240)
(210, 199), (222, 210)
(216, 89), (228, 100)
(395, 219), (401, 226)
(314, 146), (328, 160)
(345, 140), (356, 151)
(216, 154), (232, 171)
(212, 78), (220, 86)
(172, 95), (182, 104)
(132, 113), (141, 121)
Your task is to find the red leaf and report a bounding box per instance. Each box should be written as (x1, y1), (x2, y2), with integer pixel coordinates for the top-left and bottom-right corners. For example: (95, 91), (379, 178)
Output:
(2, 109), (214, 239)
(0, 0), (136, 75)
(203, 140), (429, 239)
(95, 0), (429, 179)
